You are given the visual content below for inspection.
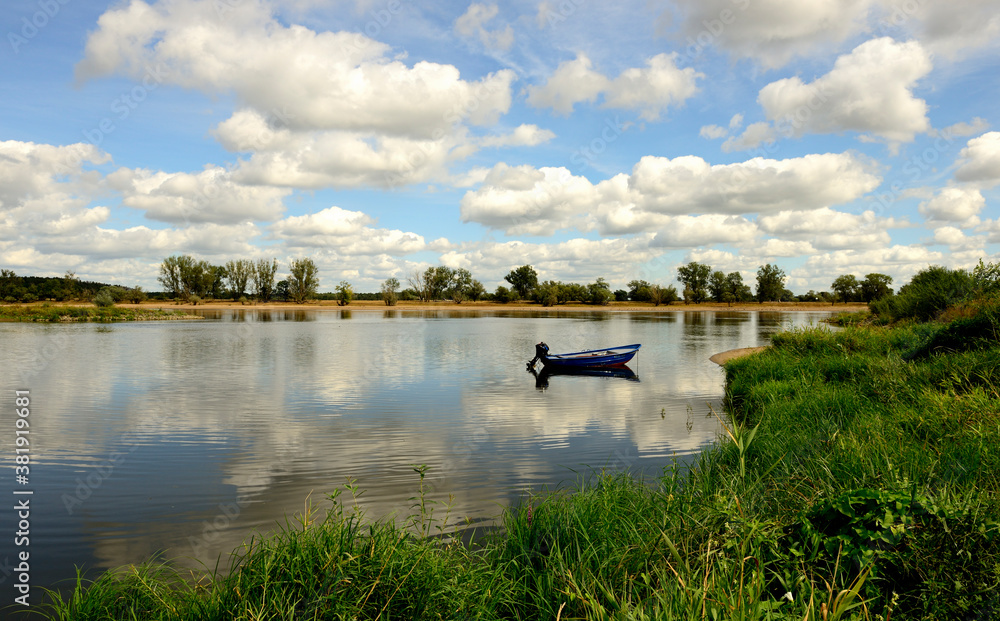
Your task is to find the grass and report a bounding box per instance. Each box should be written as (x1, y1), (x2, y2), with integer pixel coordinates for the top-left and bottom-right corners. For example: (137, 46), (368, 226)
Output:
(29, 300), (1000, 620)
(0, 304), (199, 322)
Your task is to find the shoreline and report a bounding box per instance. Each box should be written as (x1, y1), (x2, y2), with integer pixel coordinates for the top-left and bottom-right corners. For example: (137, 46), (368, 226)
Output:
(115, 299), (869, 313)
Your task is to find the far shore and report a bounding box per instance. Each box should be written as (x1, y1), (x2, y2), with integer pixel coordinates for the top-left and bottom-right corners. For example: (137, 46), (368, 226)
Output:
(95, 299), (870, 313)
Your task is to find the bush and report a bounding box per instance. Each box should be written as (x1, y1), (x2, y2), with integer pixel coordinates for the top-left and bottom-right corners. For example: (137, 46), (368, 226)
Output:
(126, 287), (147, 304)
(238, 295), (249, 305)
(871, 265), (973, 323)
(189, 294), (202, 306)
(92, 287), (115, 307)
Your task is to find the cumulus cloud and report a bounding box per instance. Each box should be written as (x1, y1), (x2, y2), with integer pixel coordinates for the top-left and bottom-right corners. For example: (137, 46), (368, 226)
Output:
(899, 0), (1000, 58)
(650, 215), (758, 247)
(918, 187), (984, 227)
(759, 38), (932, 144)
(527, 53), (701, 120)
(628, 152), (880, 214)
(721, 122), (777, 152)
(699, 125), (728, 139)
(954, 132), (1000, 185)
(109, 166), (290, 224)
(77, 0), (515, 138)
(670, 0), (876, 68)
(479, 124), (556, 148)
(271, 206), (430, 255)
(460, 152), (881, 238)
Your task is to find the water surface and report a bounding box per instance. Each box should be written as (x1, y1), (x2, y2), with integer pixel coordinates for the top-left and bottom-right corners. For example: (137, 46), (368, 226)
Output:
(0, 308), (834, 596)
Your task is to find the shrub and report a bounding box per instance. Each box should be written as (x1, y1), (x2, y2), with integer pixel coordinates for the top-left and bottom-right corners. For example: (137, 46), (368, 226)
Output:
(92, 288), (115, 307)
(189, 294), (202, 306)
(871, 266), (973, 323)
(238, 295), (249, 306)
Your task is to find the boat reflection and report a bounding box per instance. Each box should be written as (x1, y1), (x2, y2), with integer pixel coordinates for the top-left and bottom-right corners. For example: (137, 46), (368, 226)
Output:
(528, 364), (639, 390)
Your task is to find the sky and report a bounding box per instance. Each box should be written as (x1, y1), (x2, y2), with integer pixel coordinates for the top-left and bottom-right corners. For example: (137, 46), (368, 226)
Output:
(2, 0), (999, 294)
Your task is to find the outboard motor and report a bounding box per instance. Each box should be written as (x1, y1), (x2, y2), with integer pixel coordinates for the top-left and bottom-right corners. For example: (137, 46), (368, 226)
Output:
(527, 341), (549, 368)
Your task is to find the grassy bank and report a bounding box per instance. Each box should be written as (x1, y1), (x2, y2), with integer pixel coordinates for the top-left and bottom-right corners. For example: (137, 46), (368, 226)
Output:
(0, 304), (200, 322)
(35, 302), (1000, 620)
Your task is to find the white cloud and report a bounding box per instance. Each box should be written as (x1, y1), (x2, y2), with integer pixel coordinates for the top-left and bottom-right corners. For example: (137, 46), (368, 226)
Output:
(918, 187), (984, 227)
(77, 0), (516, 139)
(900, 0), (1000, 58)
(526, 54), (610, 115)
(671, 0), (876, 68)
(271, 206), (429, 255)
(110, 166), (290, 224)
(721, 122), (777, 152)
(699, 125), (728, 139)
(454, 3), (514, 51)
(650, 215), (758, 247)
(759, 38), (932, 144)
(930, 225), (981, 250)
(479, 124), (556, 148)
(628, 152), (880, 215)
(954, 132), (1000, 185)
(527, 53), (701, 119)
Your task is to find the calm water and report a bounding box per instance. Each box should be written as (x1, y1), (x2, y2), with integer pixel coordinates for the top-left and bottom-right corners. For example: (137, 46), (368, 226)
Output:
(0, 308), (835, 598)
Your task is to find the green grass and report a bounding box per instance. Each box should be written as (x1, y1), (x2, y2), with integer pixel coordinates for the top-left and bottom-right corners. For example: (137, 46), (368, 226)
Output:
(30, 303), (1000, 620)
(0, 304), (199, 322)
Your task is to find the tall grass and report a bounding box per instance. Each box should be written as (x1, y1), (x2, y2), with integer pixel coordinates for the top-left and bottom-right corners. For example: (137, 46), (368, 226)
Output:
(32, 308), (1000, 620)
(0, 305), (196, 322)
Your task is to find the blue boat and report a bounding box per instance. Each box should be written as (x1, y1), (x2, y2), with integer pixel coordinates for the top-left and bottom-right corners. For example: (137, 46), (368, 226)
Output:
(527, 342), (641, 369)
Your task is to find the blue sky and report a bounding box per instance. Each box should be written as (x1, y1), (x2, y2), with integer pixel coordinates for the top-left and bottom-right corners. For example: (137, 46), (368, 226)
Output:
(2, 0), (999, 293)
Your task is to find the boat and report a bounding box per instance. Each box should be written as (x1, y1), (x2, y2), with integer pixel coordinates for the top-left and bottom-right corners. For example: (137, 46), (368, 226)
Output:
(527, 342), (641, 369)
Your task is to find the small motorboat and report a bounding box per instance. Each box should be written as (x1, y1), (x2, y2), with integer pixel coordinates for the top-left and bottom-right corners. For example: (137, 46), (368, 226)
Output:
(527, 342), (641, 369)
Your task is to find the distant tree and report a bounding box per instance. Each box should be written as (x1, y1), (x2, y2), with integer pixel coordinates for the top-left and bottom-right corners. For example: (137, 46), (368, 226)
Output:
(588, 278), (613, 305)
(158, 256), (186, 299)
(335, 281), (353, 306)
(381, 277), (400, 306)
(614, 289), (628, 302)
(450, 268), (474, 303)
(649, 284), (678, 306)
(225, 259), (254, 299)
(505, 265), (538, 300)
(288, 258), (320, 303)
(627, 279), (652, 302)
(467, 279), (486, 302)
(860, 273), (893, 303)
(63, 270), (79, 300)
(275, 280), (289, 302)
(677, 262), (711, 303)
(708, 271), (727, 302)
(92, 286), (116, 308)
(407, 269), (430, 302)
(562, 282), (589, 303)
(424, 266), (455, 300)
(126, 286), (147, 304)
(0, 269), (20, 300)
(252, 258), (278, 303)
(726, 272), (753, 304)
(493, 285), (517, 303)
(535, 281), (559, 307)
(831, 274), (860, 304)
(755, 264), (786, 303)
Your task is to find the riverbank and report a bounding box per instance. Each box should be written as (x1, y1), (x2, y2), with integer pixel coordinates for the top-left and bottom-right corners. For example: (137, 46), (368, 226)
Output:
(34, 301), (1000, 620)
(0, 304), (200, 322)
(76, 298), (868, 313)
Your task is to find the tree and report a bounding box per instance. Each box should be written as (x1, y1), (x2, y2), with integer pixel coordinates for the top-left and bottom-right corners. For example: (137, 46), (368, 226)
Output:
(860, 273), (893, 303)
(335, 281), (353, 306)
(627, 280), (652, 302)
(493, 285), (517, 303)
(708, 271), (728, 302)
(407, 269), (430, 302)
(450, 268), (474, 303)
(1, 269), (20, 301)
(253, 258), (278, 302)
(423, 266), (455, 300)
(677, 262), (711, 304)
(288, 258), (320, 303)
(381, 277), (400, 306)
(225, 259), (254, 299)
(275, 280), (289, 302)
(158, 255), (186, 299)
(831, 274), (860, 304)
(726, 272), (753, 304)
(588, 278), (612, 305)
(63, 270), (79, 300)
(756, 264), (786, 303)
(505, 265), (538, 300)
(649, 284), (678, 306)
(467, 279), (486, 302)
(126, 286), (147, 304)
